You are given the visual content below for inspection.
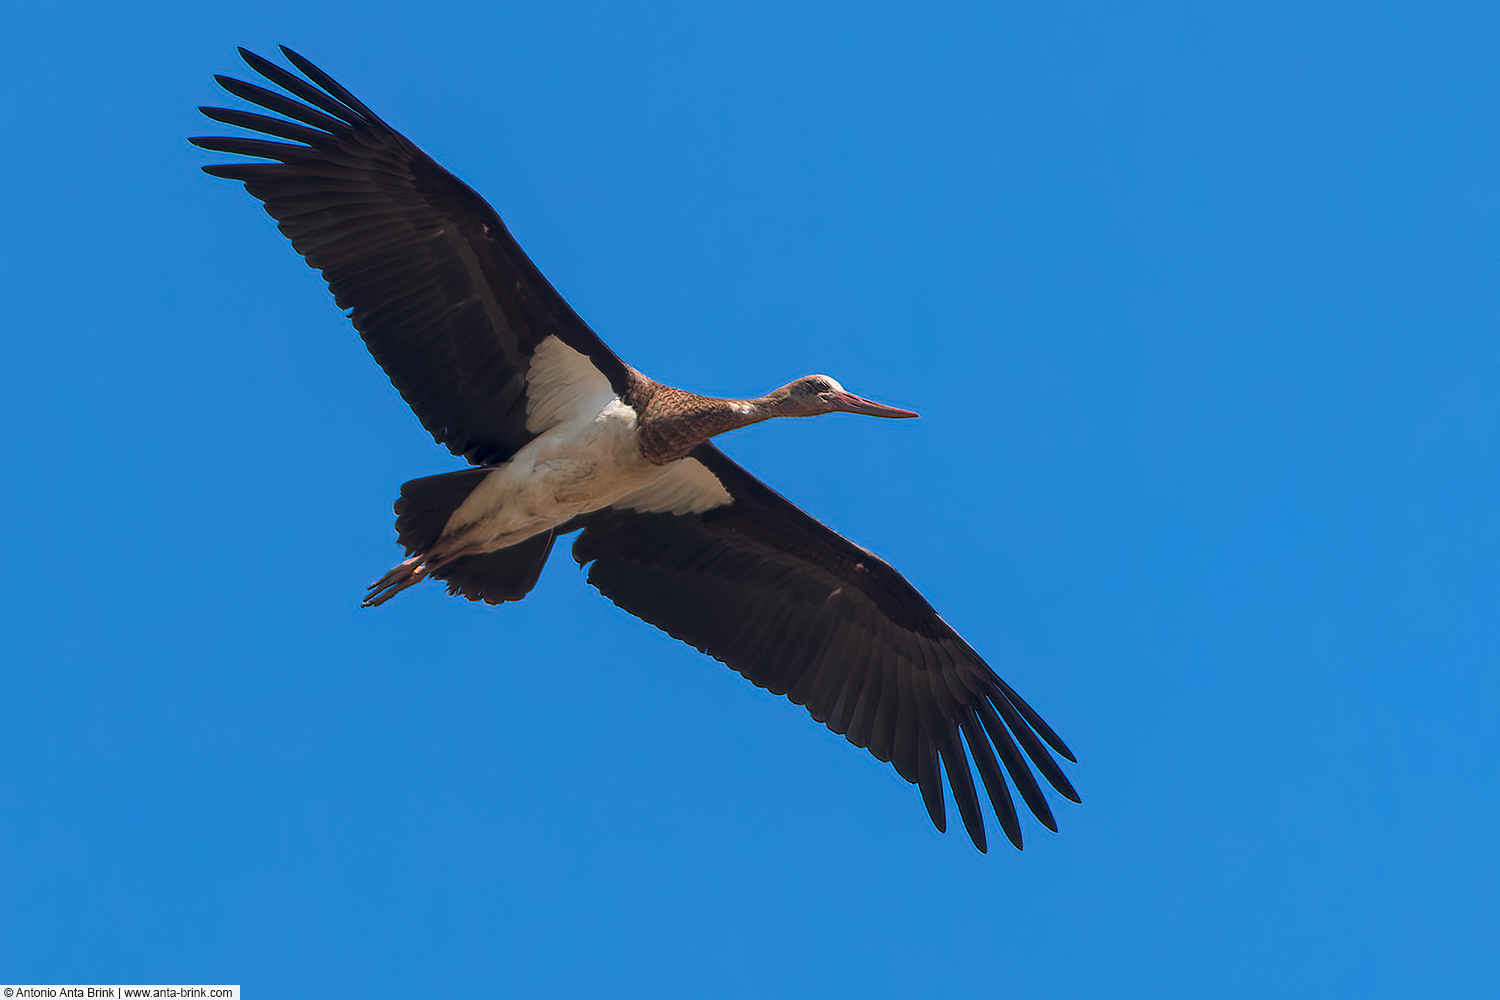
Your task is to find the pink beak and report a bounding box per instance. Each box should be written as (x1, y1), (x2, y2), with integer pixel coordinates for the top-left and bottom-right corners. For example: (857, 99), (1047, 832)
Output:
(828, 390), (919, 419)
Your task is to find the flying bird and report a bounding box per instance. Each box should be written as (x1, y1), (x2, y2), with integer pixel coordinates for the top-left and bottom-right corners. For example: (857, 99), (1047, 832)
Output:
(193, 46), (1080, 852)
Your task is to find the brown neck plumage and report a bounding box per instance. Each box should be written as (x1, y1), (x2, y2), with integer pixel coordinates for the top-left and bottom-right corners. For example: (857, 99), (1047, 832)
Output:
(633, 384), (791, 465)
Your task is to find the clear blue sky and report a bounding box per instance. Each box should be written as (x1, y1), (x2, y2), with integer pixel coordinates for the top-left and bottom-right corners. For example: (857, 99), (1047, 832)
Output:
(3, 1), (1496, 996)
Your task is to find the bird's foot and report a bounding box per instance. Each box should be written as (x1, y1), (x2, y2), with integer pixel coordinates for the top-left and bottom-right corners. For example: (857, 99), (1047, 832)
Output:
(363, 554), (431, 607)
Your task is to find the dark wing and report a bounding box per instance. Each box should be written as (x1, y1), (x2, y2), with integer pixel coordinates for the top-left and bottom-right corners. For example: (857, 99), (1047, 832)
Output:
(572, 444), (1080, 852)
(192, 46), (633, 466)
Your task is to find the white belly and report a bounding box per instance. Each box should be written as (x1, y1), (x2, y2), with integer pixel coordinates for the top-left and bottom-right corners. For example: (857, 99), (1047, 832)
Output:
(440, 398), (663, 553)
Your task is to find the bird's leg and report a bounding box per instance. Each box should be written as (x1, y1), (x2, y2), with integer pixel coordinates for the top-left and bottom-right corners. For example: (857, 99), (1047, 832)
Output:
(363, 554), (432, 607)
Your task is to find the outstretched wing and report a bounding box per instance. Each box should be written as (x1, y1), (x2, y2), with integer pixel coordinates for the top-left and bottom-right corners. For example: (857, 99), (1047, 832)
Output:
(192, 46), (634, 466)
(573, 444), (1079, 852)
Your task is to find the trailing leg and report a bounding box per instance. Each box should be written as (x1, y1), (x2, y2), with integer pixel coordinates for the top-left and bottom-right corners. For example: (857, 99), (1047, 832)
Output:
(364, 555), (431, 607)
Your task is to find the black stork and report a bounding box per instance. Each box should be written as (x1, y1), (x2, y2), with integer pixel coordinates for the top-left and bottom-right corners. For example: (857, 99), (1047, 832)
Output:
(192, 46), (1080, 853)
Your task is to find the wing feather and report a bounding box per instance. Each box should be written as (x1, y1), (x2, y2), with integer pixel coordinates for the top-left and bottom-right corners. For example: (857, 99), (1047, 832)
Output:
(572, 444), (1077, 850)
(194, 47), (634, 466)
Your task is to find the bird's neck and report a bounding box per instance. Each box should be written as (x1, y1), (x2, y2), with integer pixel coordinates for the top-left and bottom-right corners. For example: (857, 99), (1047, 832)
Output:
(634, 387), (786, 464)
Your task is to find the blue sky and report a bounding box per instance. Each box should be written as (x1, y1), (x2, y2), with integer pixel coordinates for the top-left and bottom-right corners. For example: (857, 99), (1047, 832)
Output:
(3, 1), (1497, 996)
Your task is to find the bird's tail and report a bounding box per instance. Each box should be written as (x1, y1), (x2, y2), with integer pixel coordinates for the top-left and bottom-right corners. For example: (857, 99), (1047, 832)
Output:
(392, 468), (494, 555)
(363, 533), (559, 607)
(365, 468), (559, 606)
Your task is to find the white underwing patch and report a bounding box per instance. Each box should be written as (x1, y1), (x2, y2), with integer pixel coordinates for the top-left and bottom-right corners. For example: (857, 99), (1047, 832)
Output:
(525, 335), (616, 434)
(616, 458), (733, 515)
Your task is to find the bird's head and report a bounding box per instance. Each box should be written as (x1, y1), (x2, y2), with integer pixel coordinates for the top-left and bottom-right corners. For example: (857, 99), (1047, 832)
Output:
(769, 375), (920, 419)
